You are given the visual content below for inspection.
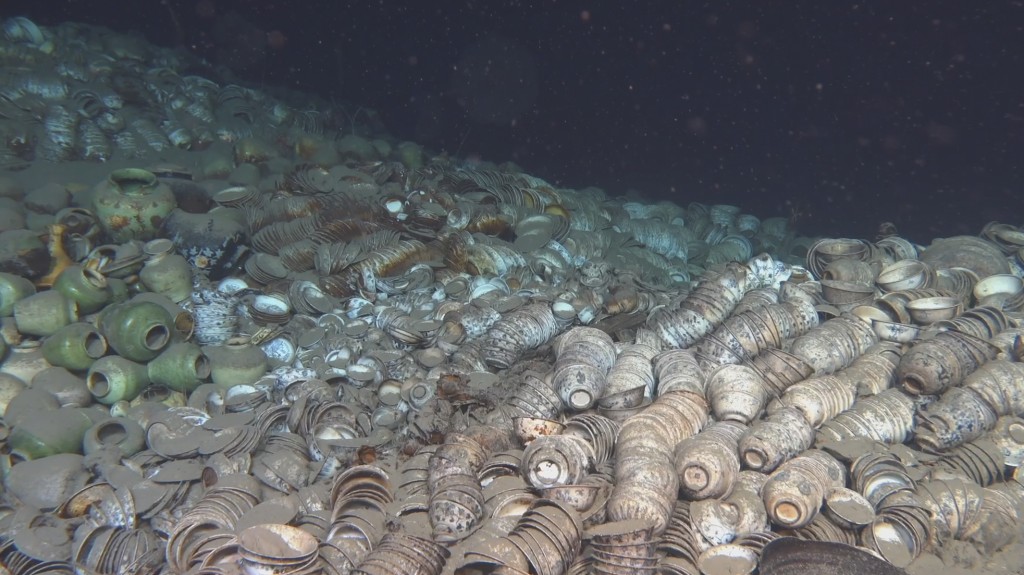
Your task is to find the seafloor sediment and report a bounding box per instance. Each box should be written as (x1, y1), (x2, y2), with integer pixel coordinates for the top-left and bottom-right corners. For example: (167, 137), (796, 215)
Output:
(1, 16), (1024, 575)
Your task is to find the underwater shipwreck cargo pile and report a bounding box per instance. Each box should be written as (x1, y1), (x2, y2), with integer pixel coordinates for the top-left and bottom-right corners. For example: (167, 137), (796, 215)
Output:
(3, 16), (1024, 575)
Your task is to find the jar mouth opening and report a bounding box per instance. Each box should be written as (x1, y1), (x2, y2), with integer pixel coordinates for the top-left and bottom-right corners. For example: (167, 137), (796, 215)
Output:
(109, 168), (158, 193)
(144, 325), (171, 352)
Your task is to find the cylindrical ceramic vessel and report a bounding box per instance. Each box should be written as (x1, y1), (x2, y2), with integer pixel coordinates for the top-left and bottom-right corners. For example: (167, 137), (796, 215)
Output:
(82, 416), (146, 457)
(0, 271), (36, 317)
(204, 337), (268, 388)
(52, 265), (112, 314)
(86, 355), (150, 405)
(148, 342), (211, 393)
(139, 238), (193, 303)
(13, 290), (78, 337)
(40, 322), (108, 371)
(98, 300), (174, 362)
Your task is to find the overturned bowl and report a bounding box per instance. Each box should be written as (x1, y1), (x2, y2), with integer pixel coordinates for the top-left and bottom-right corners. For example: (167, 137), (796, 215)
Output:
(759, 537), (908, 575)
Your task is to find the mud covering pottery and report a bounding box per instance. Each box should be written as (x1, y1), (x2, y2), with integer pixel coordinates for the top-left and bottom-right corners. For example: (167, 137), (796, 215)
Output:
(147, 342), (211, 393)
(30, 367), (92, 408)
(203, 336), (268, 389)
(40, 322), (108, 371)
(759, 537), (908, 575)
(52, 264), (112, 314)
(98, 300), (173, 362)
(0, 372), (26, 414)
(0, 271), (36, 316)
(106, 276), (130, 304)
(7, 406), (101, 459)
(139, 238), (194, 303)
(86, 355), (150, 405)
(162, 206), (247, 280)
(3, 388), (59, 428)
(90, 168), (177, 243)
(4, 453), (89, 510)
(0, 342), (52, 387)
(13, 290), (78, 337)
(81, 416), (146, 457)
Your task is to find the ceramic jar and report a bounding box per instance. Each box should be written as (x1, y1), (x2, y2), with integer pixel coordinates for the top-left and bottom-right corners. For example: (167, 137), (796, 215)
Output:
(52, 265), (112, 314)
(86, 355), (150, 405)
(90, 168), (177, 243)
(81, 417), (146, 457)
(13, 290), (78, 337)
(98, 300), (173, 362)
(140, 238), (193, 303)
(40, 322), (108, 371)
(148, 342), (211, 393)
(204, 336), (268, 388)
(0, 271), (36, 317)
(162, 206), (248, 280)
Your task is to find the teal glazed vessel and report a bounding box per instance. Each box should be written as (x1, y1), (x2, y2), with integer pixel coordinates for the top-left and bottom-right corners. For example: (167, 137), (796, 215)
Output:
(13, 290), (78, 337)
(99, 300), (173, 362)
(0, 271), (36, 317)
(52, 265), (112, 314)
(204, 337), (269, 389)
(148, 342), (211, 393)
(139, 238), (193, 303)
(86, 355), (150, 405)
(91, 168), (177, 243)
(40, 322), (108, 371)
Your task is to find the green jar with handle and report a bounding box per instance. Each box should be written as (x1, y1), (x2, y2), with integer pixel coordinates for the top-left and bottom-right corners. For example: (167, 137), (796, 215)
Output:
(98, 300), (173, 362)
(40, 322), (108, 371)
(91, 168), (177, 243)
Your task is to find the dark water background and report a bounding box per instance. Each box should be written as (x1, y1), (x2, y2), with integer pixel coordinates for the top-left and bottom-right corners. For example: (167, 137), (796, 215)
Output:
(5, 0), (1023, 243)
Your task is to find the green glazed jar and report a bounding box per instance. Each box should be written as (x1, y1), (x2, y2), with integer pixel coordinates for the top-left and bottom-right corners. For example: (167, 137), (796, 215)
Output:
(106, 277), (130, 304)
(52, 265), (112, 314)
(41, 322), (109, 371)
(98, 300), (173, 362)
(86, 355), (150, 405)
(13, 290), (78, 337)
(0, 271), (36, 317)
(148, 342), (211, 393)
(82, 416), (146, 457)
(91, 168), (177, 243)
(204, 336), (268, 389)
(7, 406), (101, 459)
(140, 238), (193, 303)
